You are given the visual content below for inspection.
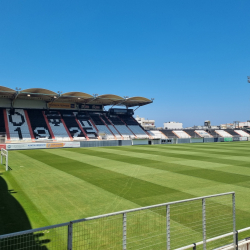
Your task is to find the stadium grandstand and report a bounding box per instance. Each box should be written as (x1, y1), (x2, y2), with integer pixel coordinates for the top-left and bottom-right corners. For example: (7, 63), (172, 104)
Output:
(0, 86), (152, 146)
(0, 85), (249, 149)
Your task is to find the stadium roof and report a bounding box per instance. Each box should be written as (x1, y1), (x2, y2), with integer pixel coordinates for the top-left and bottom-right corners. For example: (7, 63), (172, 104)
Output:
(0, 86), (153, 107)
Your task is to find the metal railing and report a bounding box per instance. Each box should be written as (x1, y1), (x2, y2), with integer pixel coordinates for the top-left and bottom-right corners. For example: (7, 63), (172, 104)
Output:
(0, 192), (236, 250)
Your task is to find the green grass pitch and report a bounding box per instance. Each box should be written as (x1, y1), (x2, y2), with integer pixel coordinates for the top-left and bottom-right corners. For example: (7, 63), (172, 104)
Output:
(1, 141), (250, 248)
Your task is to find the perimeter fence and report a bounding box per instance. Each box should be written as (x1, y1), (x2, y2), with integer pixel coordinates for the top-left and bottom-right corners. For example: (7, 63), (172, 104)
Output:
(0, 192), (237, 250)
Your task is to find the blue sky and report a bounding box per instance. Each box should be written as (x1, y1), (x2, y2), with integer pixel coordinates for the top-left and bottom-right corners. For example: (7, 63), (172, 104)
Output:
(0, 1), (250, 127)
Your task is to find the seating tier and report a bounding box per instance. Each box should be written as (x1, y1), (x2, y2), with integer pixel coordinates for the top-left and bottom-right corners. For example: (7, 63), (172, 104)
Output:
(6, 109), (32, 141)
(75, 113), (98, 139)
(27, 109), (52, 140)
(60, 111), (86, 140)
(45, 111), (71, 141)
(160, 130), (179, 138)
(0, 109), (6, 137)
(128, 125), (148, 138)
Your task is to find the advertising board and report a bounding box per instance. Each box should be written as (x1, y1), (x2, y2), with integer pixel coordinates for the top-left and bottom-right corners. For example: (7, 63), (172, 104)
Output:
(239, 137), (248, 141)
(6, 142), (80, 150)
(0, 144), (6, 150)
(224, 137), (233, 142)
(48, 103), (76, 109)
(233, 137), (240, 141)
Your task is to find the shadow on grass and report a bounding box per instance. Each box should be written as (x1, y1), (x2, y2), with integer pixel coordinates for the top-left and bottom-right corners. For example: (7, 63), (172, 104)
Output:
(0, 174), (49, 250)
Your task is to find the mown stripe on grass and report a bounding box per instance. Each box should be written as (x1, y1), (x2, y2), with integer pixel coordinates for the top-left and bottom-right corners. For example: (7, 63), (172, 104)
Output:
(19, 149), (194, 206)
(15, 147), (250, 231)
(83, 146), (250, 180)
(67, 147), (250, 187)
(8, 151), (140, 224)
(152, 144), (250, 157)
(42, 148), (250, 231)
(111, 145), (250, 168)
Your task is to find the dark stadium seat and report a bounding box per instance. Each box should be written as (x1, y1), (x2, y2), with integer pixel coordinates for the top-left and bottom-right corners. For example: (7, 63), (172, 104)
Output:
(27, 109), (52, 140)
(0, 108), (6, 136)
(107, 115), (135, 138)
(160, 130), (179, 138)
(100, 114), (122, 139)
(45, 111), (71, 141)
(5, 108), (32, 141)
(59, 110), (86, 140)
(183, 129), (201, 138)
(88, 113), (115, 139)
(206, 130), (219, 137)
(119, 115), (148, 138)
(75, 112), (98, 139)
(224, 129), (241, 136)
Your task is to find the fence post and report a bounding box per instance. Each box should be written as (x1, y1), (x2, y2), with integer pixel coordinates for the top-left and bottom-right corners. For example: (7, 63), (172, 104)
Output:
(193, 243), (196, 250)
(6, 150), (8, 171)
(233, 193), (236, 250)
(68, 221), (73, 250)
(166, 205), (170, 250)
(202, 198), (206, 250)
(123, 213), (127, 250)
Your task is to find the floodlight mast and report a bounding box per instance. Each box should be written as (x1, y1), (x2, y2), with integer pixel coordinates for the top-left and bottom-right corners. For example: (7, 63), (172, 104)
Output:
(248, 76), (250, 83)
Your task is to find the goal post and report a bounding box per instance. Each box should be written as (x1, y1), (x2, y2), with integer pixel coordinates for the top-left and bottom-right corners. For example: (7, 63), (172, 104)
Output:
(1, 148), (8, 171)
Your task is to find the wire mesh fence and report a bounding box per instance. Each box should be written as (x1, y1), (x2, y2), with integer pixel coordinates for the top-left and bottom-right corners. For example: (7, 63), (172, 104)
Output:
(0, 192), (237, 250)
(0, 223), (68, 250)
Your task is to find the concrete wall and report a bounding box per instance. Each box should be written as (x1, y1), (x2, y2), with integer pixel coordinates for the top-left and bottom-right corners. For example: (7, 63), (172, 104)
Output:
(204, 138), (214, 143)
(80, 140), (119, 147)
(132, 139), (148, 145)
(190, 138), (203, 143)
(177, 138), (190, 144)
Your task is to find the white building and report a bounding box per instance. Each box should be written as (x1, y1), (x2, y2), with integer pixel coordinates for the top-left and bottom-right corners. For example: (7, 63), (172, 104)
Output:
(135, 116), (155, 130)
(239, 121), (250, 128)
(164, 121), (183, 130)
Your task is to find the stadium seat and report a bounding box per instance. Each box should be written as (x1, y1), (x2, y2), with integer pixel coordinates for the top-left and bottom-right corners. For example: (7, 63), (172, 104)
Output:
(89, 113), (115, 139)
(59, 111), (86, 140)
(45, 111), (71, 141)
(6, 108), (32, 141)
(119, 115), (149, 138)
(27, 109), (53, 140)
(107, 115), (135, 139)
(160, 130), (179, 138)
(0, 108), (6, 141)
(75, 112), (98, 139)
(101, 114), (123, 139)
